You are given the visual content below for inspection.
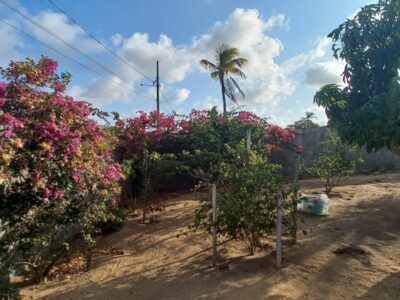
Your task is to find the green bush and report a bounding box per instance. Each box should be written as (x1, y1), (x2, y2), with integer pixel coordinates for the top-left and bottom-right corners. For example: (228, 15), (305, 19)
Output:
(192, 145), (297, 254)
(305, 128), (361, 193)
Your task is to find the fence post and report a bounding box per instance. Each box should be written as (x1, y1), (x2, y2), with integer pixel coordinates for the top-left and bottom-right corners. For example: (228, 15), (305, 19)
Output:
(276, 193), (282, 269)
(212, 183), (217, 266)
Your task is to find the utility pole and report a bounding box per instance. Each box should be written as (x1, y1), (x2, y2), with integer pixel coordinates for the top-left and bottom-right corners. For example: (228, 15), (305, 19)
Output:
(140, 60), (160, 113)
(156, 60), (160, 114)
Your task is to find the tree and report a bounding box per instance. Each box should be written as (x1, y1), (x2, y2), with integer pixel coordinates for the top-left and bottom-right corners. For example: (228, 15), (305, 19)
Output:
(314, 0), (400, 154)
(290, 111), (320, 129)
(304, 129), (359, 194)
(200, 44), (248, 114)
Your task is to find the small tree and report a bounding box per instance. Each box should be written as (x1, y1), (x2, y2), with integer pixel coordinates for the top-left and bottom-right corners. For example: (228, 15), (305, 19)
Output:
(305, 129), (360, 193)
(192, 144), (297, 254)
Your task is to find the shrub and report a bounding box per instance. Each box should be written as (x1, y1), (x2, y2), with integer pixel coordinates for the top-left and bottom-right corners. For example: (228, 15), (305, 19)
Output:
(192, 145), (297, 254)
(305, 128), (360, 193)
(0, 57), (123, 280)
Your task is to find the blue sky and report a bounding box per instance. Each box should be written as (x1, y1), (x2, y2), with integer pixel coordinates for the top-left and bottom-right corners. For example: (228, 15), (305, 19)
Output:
(0, 0), (371, 125)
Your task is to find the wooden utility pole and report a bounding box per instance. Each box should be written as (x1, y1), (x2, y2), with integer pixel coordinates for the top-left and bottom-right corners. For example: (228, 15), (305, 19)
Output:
(156, 60), (160, 114)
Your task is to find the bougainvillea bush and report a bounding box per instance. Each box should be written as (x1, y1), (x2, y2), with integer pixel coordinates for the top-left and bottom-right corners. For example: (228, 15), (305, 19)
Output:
(114, 106), (299, 250)
(0, 57), (123, 281)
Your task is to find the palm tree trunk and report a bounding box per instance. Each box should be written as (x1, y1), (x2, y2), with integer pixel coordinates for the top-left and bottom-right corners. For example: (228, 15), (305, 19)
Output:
(219, 74), (227, 114)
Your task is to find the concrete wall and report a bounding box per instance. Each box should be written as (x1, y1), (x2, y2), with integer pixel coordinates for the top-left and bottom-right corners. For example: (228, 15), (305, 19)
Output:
(270, 127), (400, 178)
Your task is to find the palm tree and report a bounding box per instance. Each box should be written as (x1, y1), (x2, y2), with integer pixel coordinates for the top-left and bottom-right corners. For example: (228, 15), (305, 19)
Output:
(200, 44), (248, 114)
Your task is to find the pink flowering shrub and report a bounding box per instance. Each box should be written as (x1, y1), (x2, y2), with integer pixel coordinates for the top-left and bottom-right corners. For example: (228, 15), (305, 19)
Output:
(0, 57), (123, 277)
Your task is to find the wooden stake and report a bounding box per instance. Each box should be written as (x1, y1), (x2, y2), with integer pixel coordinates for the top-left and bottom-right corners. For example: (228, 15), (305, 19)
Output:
(212, 183), (217, 266)
(276, 194), (282, 269)
(246, 128), (252, 152)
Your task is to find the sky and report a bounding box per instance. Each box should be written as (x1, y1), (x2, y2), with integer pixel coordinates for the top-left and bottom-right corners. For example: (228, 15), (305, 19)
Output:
(0, 0), (372, 125)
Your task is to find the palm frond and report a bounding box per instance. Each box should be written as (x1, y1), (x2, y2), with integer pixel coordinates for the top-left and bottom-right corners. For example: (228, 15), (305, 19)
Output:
(229, 67), (246, 79)
(200, 59), (218, 72)
(224, 78), (237, 104)
(210, 71), (220, 80)
(230, 57), (248, 68)
(230, 76), (245, 98)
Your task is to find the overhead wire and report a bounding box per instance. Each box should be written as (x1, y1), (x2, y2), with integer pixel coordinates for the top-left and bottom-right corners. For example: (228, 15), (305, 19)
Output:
(0, 17), (145, 94)
(0, 0), (136, 88)
(46, 0), (154, 83)
(160, 90), (175, 113)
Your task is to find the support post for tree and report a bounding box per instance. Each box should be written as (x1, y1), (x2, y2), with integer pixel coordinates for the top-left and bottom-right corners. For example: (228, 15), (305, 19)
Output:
(246, 128), (252, 152)
(212, 183), (217, 266)
(276, 194), (282, 269)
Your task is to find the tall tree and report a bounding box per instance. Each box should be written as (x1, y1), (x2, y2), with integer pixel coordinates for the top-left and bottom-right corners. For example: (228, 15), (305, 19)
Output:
(314, 0), (400, 154)
(200, 44), (248, 114)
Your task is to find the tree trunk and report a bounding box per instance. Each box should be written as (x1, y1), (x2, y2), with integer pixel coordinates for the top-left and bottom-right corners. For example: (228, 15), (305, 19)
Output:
(219, 74), (227, 114)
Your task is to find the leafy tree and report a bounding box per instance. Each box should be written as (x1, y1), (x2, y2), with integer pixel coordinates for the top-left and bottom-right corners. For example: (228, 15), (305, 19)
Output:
(290, 111), (320, 129)
(305, 129), (360, 193)
(314, 0), (400, 154)
(200, 44), (248, 114)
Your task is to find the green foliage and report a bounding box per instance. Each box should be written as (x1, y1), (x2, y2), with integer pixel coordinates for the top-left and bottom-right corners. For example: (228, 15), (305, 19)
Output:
(289, 112), (320, 129)
(182, 108), (269, 184)
(96, 209), (125, 234)
(192, 145), (297, 254)
(138, 152), (184, 222)
(314, 0), (400, 154)
(305, 129), (360, 193)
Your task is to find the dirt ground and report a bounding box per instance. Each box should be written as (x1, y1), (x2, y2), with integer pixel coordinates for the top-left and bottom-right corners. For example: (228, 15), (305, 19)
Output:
(21, 172), (400, 299)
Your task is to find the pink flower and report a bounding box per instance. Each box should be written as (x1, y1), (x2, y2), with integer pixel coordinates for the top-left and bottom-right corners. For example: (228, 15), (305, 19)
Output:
(0, 82), (7, 98)
(54, 189), (65, 198)
(44, 188), (52, 198)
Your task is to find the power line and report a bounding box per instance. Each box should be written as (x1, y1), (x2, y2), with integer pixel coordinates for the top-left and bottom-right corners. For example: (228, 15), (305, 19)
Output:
(160, 90), (175, 113)
(0, 17), (144, 95)
(47, 0), (154, 83)
(0, 0), (134, 87)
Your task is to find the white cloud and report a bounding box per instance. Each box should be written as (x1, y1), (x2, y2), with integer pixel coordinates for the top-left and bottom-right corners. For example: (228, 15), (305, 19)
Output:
(0, 19), (25, 67)
(116, 33), (193, 84)
(103, 8), (295, 111)
(69, 76), (137, 107)
(168, 88), (191, 104)
(304, 61), (344, 88)
(191, 9), (294, 109)
(195, 96), (223, 111)
(282, 36), (331, 74)
(30, 11), (103, 54)
(264, 14), (290, 31)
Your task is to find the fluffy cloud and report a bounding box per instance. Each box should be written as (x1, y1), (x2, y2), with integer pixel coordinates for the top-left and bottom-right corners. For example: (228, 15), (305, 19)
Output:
(304, 61), (345, 88)
(30, 11), (103, 54)
(116, 33), (193, 84)
(0, 19), (25, 66)
(191, 8), (294, 109)
(168, 88), (191, 104)
(107, 8), (295, 110)
(0, 3), (338, 119)
(69, 76), (137, 107)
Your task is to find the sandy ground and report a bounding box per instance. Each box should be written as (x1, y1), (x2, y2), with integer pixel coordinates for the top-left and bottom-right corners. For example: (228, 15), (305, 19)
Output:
(21, 172), (400, 299)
